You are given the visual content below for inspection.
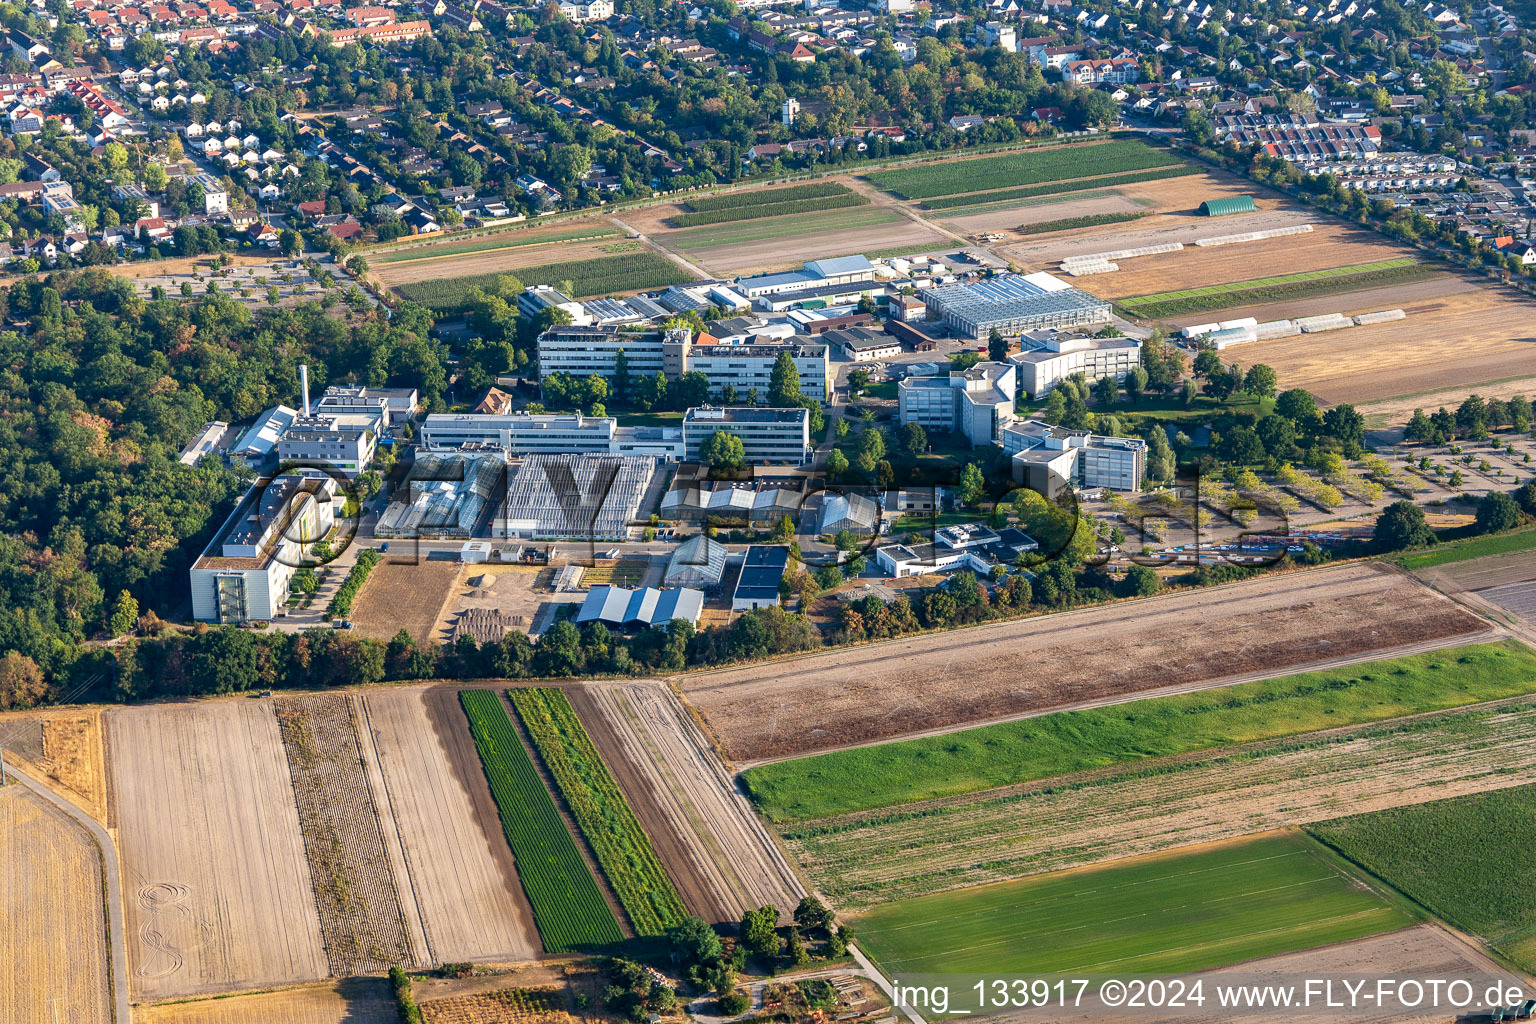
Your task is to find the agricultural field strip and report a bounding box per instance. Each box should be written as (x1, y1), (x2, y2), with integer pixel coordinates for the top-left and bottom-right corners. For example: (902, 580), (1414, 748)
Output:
(781, 694), (1536, 909)
(685, 181), (851, 211)
(1017, 211), (1148, 235)
(671, 192), (868, 227)
(459, 690), (624, 952)
(1119, 258), (1420, 307)
(853, 832), (1411, 979)
(866, 140), (1185, 200)
(395, 251), (692, 311)
(918, 165), (1199, 210)
(508, 687), (687, 937)
(1118, 264), (1442, 320)
(372, 229), (622, 264)
(666, 205), (904, 250)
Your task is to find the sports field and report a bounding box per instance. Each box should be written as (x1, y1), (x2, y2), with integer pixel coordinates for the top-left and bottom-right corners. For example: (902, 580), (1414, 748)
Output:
(854, 832), (1414, 983)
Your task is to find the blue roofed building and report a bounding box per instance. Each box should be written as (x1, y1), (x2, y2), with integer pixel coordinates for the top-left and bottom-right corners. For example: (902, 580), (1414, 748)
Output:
(731, 545), (790, 611)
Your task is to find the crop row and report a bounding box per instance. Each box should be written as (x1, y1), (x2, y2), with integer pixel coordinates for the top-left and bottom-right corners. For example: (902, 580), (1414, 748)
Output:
(371, 228), (620, 264)
(918, 164), (1199, 210)
(685, 181), (851, 212)
(508, 687), (687, 937)
(671, 192), (869, 227)
(459, 690), (624, 952)
(328, 548), (381, 616)
(1017, 211), (1148, 235)
(869, 140), (1186, 200)
(396, 252), (692, 313)
(1121, 263), (1435, 319)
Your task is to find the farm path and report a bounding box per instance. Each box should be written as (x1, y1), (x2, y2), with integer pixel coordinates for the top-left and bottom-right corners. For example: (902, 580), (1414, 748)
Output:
(606, 214), (713, 281)
(840, 175), (972, 249)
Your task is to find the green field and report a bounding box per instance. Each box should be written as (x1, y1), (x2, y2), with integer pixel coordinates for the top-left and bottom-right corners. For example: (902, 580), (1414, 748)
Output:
(508, 687), (686, 938)
(937, 188), (1121, 219)
(667, 205), (905, 250)
(921, 165), (1200, 211)
(1311, 785), (1536, 970)
(371, 227), (621, 264)
(1395, 527), (1536, 570)
(671, 192), (869, 227)
(1018, 211), (1149, 235)
(1119, 259), (1436, 319)
(395, 251), (692, 313)
(855, 832), (1413, 985)
(866, 140), (1185, 201)
(459, 690), (624, 952)
(741, 641), (1536, 822)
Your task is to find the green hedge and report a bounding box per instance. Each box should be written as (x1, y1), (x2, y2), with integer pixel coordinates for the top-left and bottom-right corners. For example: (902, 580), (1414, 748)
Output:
(390, 967), (423, 1024)
(1017, 211), (1149, 234)
(327, 548), (381, 617)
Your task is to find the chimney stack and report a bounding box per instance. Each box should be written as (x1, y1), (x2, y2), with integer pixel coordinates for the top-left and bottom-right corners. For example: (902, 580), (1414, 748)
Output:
(299, 364), (311, 417)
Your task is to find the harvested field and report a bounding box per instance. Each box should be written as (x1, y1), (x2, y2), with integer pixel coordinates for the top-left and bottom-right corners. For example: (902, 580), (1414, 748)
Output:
(350, 557), (463, 644)
(1117, 258), (1429, 320)
(108, 701), (327, 1000)
(372, 237), (633, 287)
(361, 688), (541, 964)
(0, 707), (107, 822)
(395, 251), (693, 314)
(680, 562), (1489, 763)
(275, 695), (414, 976)
(941, 191), (1143, 235)
(0, 784), (111, 1024)
(421, 984), (565, 1024)
(571, 683), (803, 924)
(781, 694), (1536, 909)
(137, 979), (398, 1024)
(1241, 283), (1536, 405)
(369, 221), (621, 264)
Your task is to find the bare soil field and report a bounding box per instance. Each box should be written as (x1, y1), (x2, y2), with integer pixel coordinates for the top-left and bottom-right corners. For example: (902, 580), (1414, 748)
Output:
(350, 557), (464, 644)
(276, 694), (414, 976)
(0, 784), (111, 1024)
(360, 687), (541, 964)
(137, 979), (397, 1024)
(784, 695), (1536, 909)
(680, 562), (1489, 763)
(1357, 378), (1536, 430)
(368, 218), (617, 260)
(941, 191), (1147, 236)
(99, 252), (303, 281)
(668, 214), (941, 277)
(445, 564), (557, 642)
(1076, 223), (1408, 301)
(0, 707), (107, 822)
(372, 238), (633, 288)
(108, 701), (328, 1000)
(1238, 284), (1536, 405)
(570, 682), (803, 924)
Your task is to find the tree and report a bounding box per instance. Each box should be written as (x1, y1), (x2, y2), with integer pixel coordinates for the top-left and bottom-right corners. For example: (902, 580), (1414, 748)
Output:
(1275, 388), (1318, 423)
(794, 896), (835, 934)
(0, 652), (48, 710)
(987, 328), (1007, 362)
(1323, 404), (1366, 454)
(1373, 500), (1434, 551)
(1120, 564), (1161, 597)
(900, 421), (927, 455)
(1125, 366), (1149, 402)
(1218, 425), (1264, 464)
(768, 351), (801, 406)
(827, 448), (849, 481)
(1144, 426), (1175, 483)
(668, 916), (724, 968)
(1404, 408), (1435, 443)
(1241, 364), (1278, 398)
(1476, 491), (1524, 533)
(612, 348), (630, 402)
(109, 589), (140, 637)
(701, 430), (746, 470)
(279, 229), (301, 257)
(957, 462), (985, 507)
(740, 906), (782, 962)
(1094, 375), (1118, 407)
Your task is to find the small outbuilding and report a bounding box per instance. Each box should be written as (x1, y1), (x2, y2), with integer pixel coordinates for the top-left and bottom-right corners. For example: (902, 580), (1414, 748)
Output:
(1198, 196), (1258, 217)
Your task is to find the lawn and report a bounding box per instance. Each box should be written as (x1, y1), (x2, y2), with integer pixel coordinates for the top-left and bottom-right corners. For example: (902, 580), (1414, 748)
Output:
(867, 140), (1184, 201)
(1310, 785), (1536, 970)
(1111, 392), (1272, 429)
(1119, 260), (1435, 320)
(740, 640), (1536, 821)
(667, 206), (904, 250)
(371, 227), (621, 264)
(459, 690), (624, 952)
(395, 251), (692, 313)
(1394, 527), (1536, 570)
(854, 831), (1413, 987)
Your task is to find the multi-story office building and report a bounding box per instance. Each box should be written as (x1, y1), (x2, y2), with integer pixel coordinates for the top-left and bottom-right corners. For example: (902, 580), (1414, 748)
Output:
(419, 412), (615, 454)
(1011, 333), (1143, 399)
(898, 362), (1017, 446)
(682, 407), (812, 464)
(1003, 423), (1146, 497)
(275, 413), (378, 476)
(680, 341), (829, 402)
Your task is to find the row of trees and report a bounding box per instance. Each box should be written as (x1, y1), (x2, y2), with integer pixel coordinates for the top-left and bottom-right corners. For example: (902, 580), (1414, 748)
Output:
(1405, 395), (1536, 444)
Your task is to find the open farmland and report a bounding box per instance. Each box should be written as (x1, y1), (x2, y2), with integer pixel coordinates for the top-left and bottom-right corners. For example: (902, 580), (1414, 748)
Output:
(864, 139), (1186, 201)
(393, 250), (695, 313)
(744, 641), (1536, 821)
(571, 683), (804, 923)
(460, 690), (625, 952)
(275, 695), (414, 976)
(508, 687), (687, 937)
(349, 557), (463, 644)
(0, 707), (107, 822)
(0, 784), (111, 1024)
(670, 181), (867, 226)
(681, 562), (1489, 763)
(108, 701), (328, 1000)
(370, 223), (622, 264)
(780, 692), (1536, 909)
(137, 979), (397, 1024)
(920, 164), (1199, 211)
(360, 688), (540, 964)
(663, 206), (909, 255)
(1312, 784), (1536, 970)
(853, 831), (1412, 989)
(1116, 258), (1432, 319)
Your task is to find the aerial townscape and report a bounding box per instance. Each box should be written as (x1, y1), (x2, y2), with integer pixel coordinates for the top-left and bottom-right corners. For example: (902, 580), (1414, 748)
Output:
(8, 0), (1536, 1020)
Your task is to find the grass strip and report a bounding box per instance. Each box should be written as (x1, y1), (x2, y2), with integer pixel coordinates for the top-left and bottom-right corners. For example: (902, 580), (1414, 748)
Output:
(1018, 211), (1149, 234)
(741, 640), (1536, 822)
(868, 139), (1184, 200)
(919, 164), (1199, 210)
(508, 687), (687, 937)
(1121, 262), (1437, 320)
(671, 192), (868, 227)
(1393, 526), (1536, 570)
(685, 181), (851, 212)
(459, 690), (624, 952)
(395, 251), (692, 313)
(668, 206), (904, 250)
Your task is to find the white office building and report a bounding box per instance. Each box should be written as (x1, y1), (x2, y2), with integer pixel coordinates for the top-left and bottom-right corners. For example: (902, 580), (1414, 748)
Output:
(275, 412), (378, 476)
(898, 361), (1017, 446)
(419, 412), (615, 454)
(1003, 423), (1146, 497)
(536, 324), (689, 379)
(680, 341), (830, 402)
(1011, 333), (1143, 399)
(682, 407), (812, 464)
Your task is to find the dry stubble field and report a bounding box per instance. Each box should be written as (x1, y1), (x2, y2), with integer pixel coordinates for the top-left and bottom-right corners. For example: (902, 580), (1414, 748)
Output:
(361, 687), (541, 964)
(0, 707), (107, 822)
(370, 237), (629, 288)
(349, 557), (464, 644)
(0, 784), (111, 1024)
(784, 696), (1536, 909)
(680, 562), (1488, 762)
(136, 979), (398, 1024)
(108, 701), (328, 1000)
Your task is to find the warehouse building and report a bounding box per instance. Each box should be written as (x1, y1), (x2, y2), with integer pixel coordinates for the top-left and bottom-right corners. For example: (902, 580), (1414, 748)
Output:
(922, 272), (1111, 338)
(577, 585), (704, 630)
(825, 325), (902, 361)
(732, 545), (789, 610)
(663, 535), (729, 589)
(1003, 423), (1146, 497)
(682, 407), (812, 464)
(898, 361), (1017, 446)
(493, 454), (655, 540)
(735, 255), (878, 300)
(1198, 196), (1259, 216)
(1011, 333), (1143, 399)
(189, 472), (338, 623)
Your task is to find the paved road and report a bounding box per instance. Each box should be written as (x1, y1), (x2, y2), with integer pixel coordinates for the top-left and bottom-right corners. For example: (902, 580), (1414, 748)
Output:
(5, 761), (131, 1024)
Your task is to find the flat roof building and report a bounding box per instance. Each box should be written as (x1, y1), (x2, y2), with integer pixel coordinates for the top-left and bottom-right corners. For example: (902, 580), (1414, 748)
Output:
(1003, 423), (1146, 497)
(923, 272), (1111, 339)
(682, 407), (812, 465)
(732, 545), (789, 610)
(1011, 332), (1142, 400)
(898, 361), (1017, 446)
(420, 412), (615, 455)
(275, 412), (378, 476)
(736, 254), (877, 299)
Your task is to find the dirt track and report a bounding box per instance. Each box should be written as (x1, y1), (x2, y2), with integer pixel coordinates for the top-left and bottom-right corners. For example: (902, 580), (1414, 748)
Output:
(786, 696), (1536, 909)
(571, 683), (803, 923)
(0, 784), (112, 1024)
(680, 562), (1490, 763)
(361, 688), (541, 965)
